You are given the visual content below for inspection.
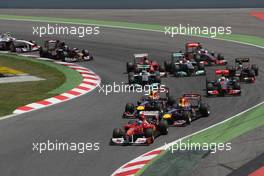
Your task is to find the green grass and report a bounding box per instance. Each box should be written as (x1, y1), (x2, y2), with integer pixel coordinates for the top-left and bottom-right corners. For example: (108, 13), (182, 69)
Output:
(138, 102), (264, 176)
(0, 54), (82, 116)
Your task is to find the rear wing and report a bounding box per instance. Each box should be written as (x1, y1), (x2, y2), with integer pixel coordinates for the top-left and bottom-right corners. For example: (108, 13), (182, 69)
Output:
(215, 69), (229, 76)
(134, 53), (148, 58)
(185, 42), (201, 48)
(235, 58), (250, 63)
(137, 64), (150, 69)
(182, 93), (201, 99)
(171, 52), (184, 58)
(139, 111), (160, 116)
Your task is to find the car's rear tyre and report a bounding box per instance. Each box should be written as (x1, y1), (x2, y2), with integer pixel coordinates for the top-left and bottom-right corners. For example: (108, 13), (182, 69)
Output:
(183, 111), (192, 125)
(199, 103), (210, 117)
(126, 62), (134, 73)
(159, 65), (165, 72)
(251, 65), (258, 76)
(113, 128), (124, 138)
(164, 61), (171, 72)
(248, 69), (255, 77)
(125, 103), (134, 113)
(207, 82), (214, 90)
(167, 96), (175, 106)
(145, 128), (154, 144)
(158, 120), (168, 135)
(233, 82), (241, 90)
(9, 42), (16, 52)
(128, 72), (135, 84)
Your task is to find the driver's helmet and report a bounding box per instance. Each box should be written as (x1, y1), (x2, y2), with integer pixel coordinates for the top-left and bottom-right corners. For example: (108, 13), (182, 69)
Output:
(178, 97), (189, 108)
(143, 57), (149, 64)
(136, 119), (143, 126)
(200, 49), (206, 53)
(239, 64), (243, 69)
(149, 90), (159, 100)
(140, 114), (146, 121)
(219, 76), (226, 82)
(142, 70), (148, 75)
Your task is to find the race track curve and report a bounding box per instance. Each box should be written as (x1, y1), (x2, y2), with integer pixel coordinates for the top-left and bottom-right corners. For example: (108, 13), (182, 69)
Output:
(0, 9), (263, 176)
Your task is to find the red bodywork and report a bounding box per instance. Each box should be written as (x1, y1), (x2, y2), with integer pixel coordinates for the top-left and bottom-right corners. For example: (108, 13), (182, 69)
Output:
(124, 121), (155, 136)
(135, 58), (160, 72)
(215, 69), (230, 76)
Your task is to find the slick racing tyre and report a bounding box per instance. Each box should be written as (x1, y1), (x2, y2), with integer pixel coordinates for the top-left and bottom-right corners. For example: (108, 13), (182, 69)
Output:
(125, 103), (134, 113)
(251, 64), (259, 76)
(164, 61), (171, 72)
(158, 120), (168, 135)
(113, 128), (124, 138)
(145, 128), (154, 144)
(199, 103), (210, 117)
(183, 111), (192, 125)
(167, 96), (175, 106)
(126, 62), (134, 73)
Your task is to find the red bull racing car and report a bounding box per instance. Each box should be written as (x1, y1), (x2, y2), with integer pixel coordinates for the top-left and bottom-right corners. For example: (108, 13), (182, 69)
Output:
(162, 94), (210, 126)
(123, 88), (175, 118)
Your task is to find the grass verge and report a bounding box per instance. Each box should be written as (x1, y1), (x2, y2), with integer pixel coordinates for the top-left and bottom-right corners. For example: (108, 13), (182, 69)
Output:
(0, 54), (82, 116)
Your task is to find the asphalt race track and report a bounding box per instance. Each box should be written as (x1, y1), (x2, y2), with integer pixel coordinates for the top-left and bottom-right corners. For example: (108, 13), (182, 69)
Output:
(0, 9), (263, 176)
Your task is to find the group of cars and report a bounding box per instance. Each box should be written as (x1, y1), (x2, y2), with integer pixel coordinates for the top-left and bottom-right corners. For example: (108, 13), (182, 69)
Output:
(1, 32), (258, 146)
(0, 32), (94, 62)
(111, 88), (210, 145)
(111, 42), (259, 146)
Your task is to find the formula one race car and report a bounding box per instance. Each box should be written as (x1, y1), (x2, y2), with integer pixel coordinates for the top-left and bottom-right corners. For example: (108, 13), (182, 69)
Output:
(123, 88), (175, 118)
(164, 52), (206, 77)
(111, 111), (168, 145)
(39, 40), (93, 62)
(0, 32), (40, 53)
(10, 40), (40, 53)
(227, 58), (258, 83)
(162, 94), (210, 126)
(206, 69), (241, 96)
(128, 70), (161, 86)
(126, 53), (166, 77)
(185, 42), (227, 66)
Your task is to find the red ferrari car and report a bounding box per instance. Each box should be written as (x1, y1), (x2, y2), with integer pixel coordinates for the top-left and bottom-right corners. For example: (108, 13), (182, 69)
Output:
(126, 53), (166, 77)
(111, 111), (168, 145)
